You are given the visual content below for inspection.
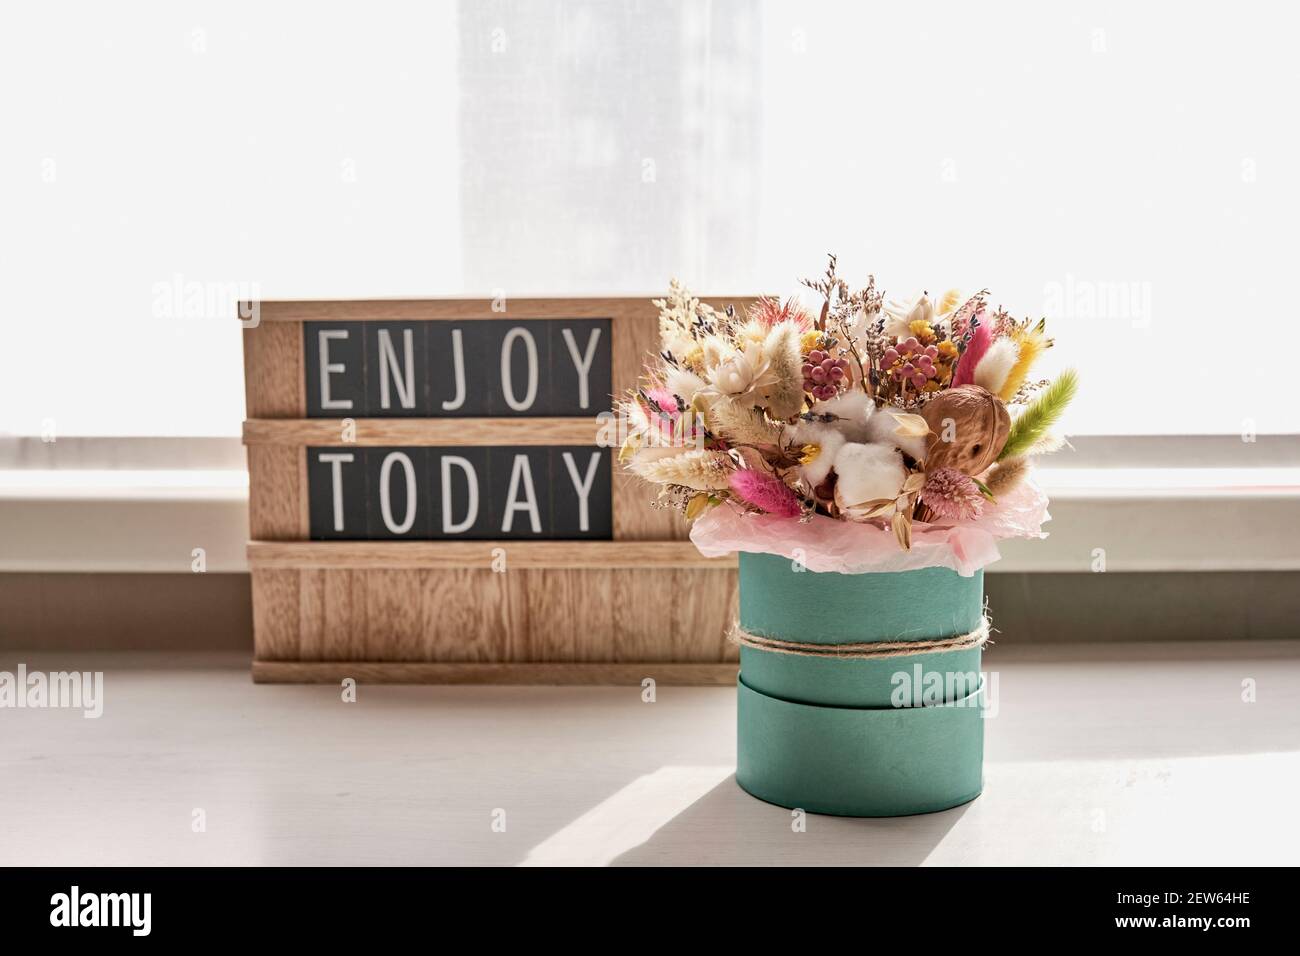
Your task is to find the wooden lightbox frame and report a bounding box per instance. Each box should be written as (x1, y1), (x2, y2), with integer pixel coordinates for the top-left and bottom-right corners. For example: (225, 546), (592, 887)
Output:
(242, 297), (750, 684)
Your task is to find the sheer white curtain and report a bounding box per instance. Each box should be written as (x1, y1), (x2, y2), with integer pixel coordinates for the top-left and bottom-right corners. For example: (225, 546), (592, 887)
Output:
(3, 0), (1297, 437)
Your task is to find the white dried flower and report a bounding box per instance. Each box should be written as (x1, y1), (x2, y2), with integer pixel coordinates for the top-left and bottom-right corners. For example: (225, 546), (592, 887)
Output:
(832, 442), (906, 510)
(864, 407), (929, 461)
(973, 337), (1020, 396)
(631, 448), (734, 491)
(790, 419), (846, 487)
(810, 390), (876, 443)
(662, 366), (706, 403)
(758, 321), (805, 419)
(882, 293), (934, 340)
(704, 343), (779, 404)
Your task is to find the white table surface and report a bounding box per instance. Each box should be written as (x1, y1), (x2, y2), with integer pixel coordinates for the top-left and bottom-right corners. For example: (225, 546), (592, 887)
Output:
(2, 642), (1297, 866)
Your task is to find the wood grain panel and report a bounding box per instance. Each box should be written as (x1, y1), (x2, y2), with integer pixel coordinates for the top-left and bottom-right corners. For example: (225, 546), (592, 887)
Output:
(609, 299), (658, 399)
(250, 569), (300, 660)
(247, 540), (737, 570)
(245, 445), (305, 539)
(612, 464), (690, 540)
(363, 569), (425, 661)
(421, 568), (514, 662)
(328, 570), (369, 660)
(612, 568), (682, 661)
(296, 567), (327, 660)
(246, 297), (753, 323)
(251, 660), (739, 685)
(242, 320), (304, 417)
(249, 564), (737, 669)
(243, 417), (604, 446)
(674, 567), (740, 662)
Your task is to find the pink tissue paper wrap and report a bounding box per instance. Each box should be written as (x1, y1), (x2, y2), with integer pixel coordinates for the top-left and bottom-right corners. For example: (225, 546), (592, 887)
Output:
(690, 476), (1050, 577)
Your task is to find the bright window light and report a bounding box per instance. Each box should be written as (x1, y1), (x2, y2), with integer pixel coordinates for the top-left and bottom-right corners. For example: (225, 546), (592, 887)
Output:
(2, 2), (1296, 437)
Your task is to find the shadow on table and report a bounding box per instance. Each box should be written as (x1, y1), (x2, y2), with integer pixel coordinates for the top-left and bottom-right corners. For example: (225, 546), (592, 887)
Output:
(612, 774), (969, 866)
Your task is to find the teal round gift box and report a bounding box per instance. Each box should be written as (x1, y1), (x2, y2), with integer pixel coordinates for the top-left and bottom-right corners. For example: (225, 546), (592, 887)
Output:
(735, 552), (986, 817)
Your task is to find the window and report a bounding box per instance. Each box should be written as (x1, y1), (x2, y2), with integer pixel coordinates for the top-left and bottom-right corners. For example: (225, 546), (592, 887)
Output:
(3, 1), (1296, 438)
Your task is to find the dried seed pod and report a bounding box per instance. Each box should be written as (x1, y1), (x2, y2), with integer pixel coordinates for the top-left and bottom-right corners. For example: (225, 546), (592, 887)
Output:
(919, 385), (1010, 475)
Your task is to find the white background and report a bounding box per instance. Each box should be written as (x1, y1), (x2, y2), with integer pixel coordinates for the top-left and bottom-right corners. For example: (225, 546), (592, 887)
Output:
(2, 0), (1296, 437)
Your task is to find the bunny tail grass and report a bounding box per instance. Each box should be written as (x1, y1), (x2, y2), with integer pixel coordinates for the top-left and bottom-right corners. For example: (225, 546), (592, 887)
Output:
(998, 368), (1079, 461)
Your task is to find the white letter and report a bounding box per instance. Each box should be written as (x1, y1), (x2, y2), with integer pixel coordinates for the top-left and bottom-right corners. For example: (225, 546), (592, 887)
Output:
(50, 893), (70, 927)
(378, 328), (415, 410)
(500, 327), (538, 411)
(502, 455), (541, 533)
(133, 893), (151, 937)
(83, 671), (103, 719)
(318, 330), (353, 410)
(379, 452), (417, 534)
(440, 455), (480, 534)
(560, 327), (601, 409)
(442, 328), (467, 411)
(560, 451), (601, 532)
(318, 452), (355, 532)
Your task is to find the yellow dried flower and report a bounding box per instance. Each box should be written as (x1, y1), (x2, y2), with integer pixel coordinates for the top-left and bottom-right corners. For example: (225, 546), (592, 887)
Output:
(937, 289), (963, 316)
(909, 319), (937, 344)
(618, 432), (640, 464)
(683, 346), (706, 372)
(799, 443), (821, 464)
(999, 319), (1050, 402)
(684, 493), (712, 520)
(937, 340), (959, 358)
(800, 330), (824, 354)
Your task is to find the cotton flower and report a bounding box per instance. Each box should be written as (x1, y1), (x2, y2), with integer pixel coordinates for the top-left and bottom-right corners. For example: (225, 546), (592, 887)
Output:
(919, 467), (986, 521)
(810, 390), (876, 443)
(863, 407), (929, 461)
(790, 418), (847, 487)
(832, 442), (906, 510)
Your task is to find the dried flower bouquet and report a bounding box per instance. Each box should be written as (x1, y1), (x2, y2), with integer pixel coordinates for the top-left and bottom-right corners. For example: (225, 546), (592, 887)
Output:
(618, 255), (1078, 553)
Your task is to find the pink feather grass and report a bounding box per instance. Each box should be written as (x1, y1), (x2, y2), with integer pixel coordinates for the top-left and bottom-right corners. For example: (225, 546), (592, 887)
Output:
(951, 315), (991, 387)
(729, 469), (803, 518)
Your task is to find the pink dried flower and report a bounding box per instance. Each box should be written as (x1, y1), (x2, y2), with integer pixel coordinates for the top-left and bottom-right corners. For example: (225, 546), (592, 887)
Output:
(801, 348), (851, 401)
(951, 314), (991, 387)
(729, 469), (802, 518)
(646, 387), (679, 417)
(749, 296), (813, 330)
(643, 387), (700, 446)
(920, 467), (985, 521)
(882, 337), (941, 389)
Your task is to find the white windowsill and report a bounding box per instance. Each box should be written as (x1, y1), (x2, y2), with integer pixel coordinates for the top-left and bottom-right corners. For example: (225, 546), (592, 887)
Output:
(1, 437), (1297, 574)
